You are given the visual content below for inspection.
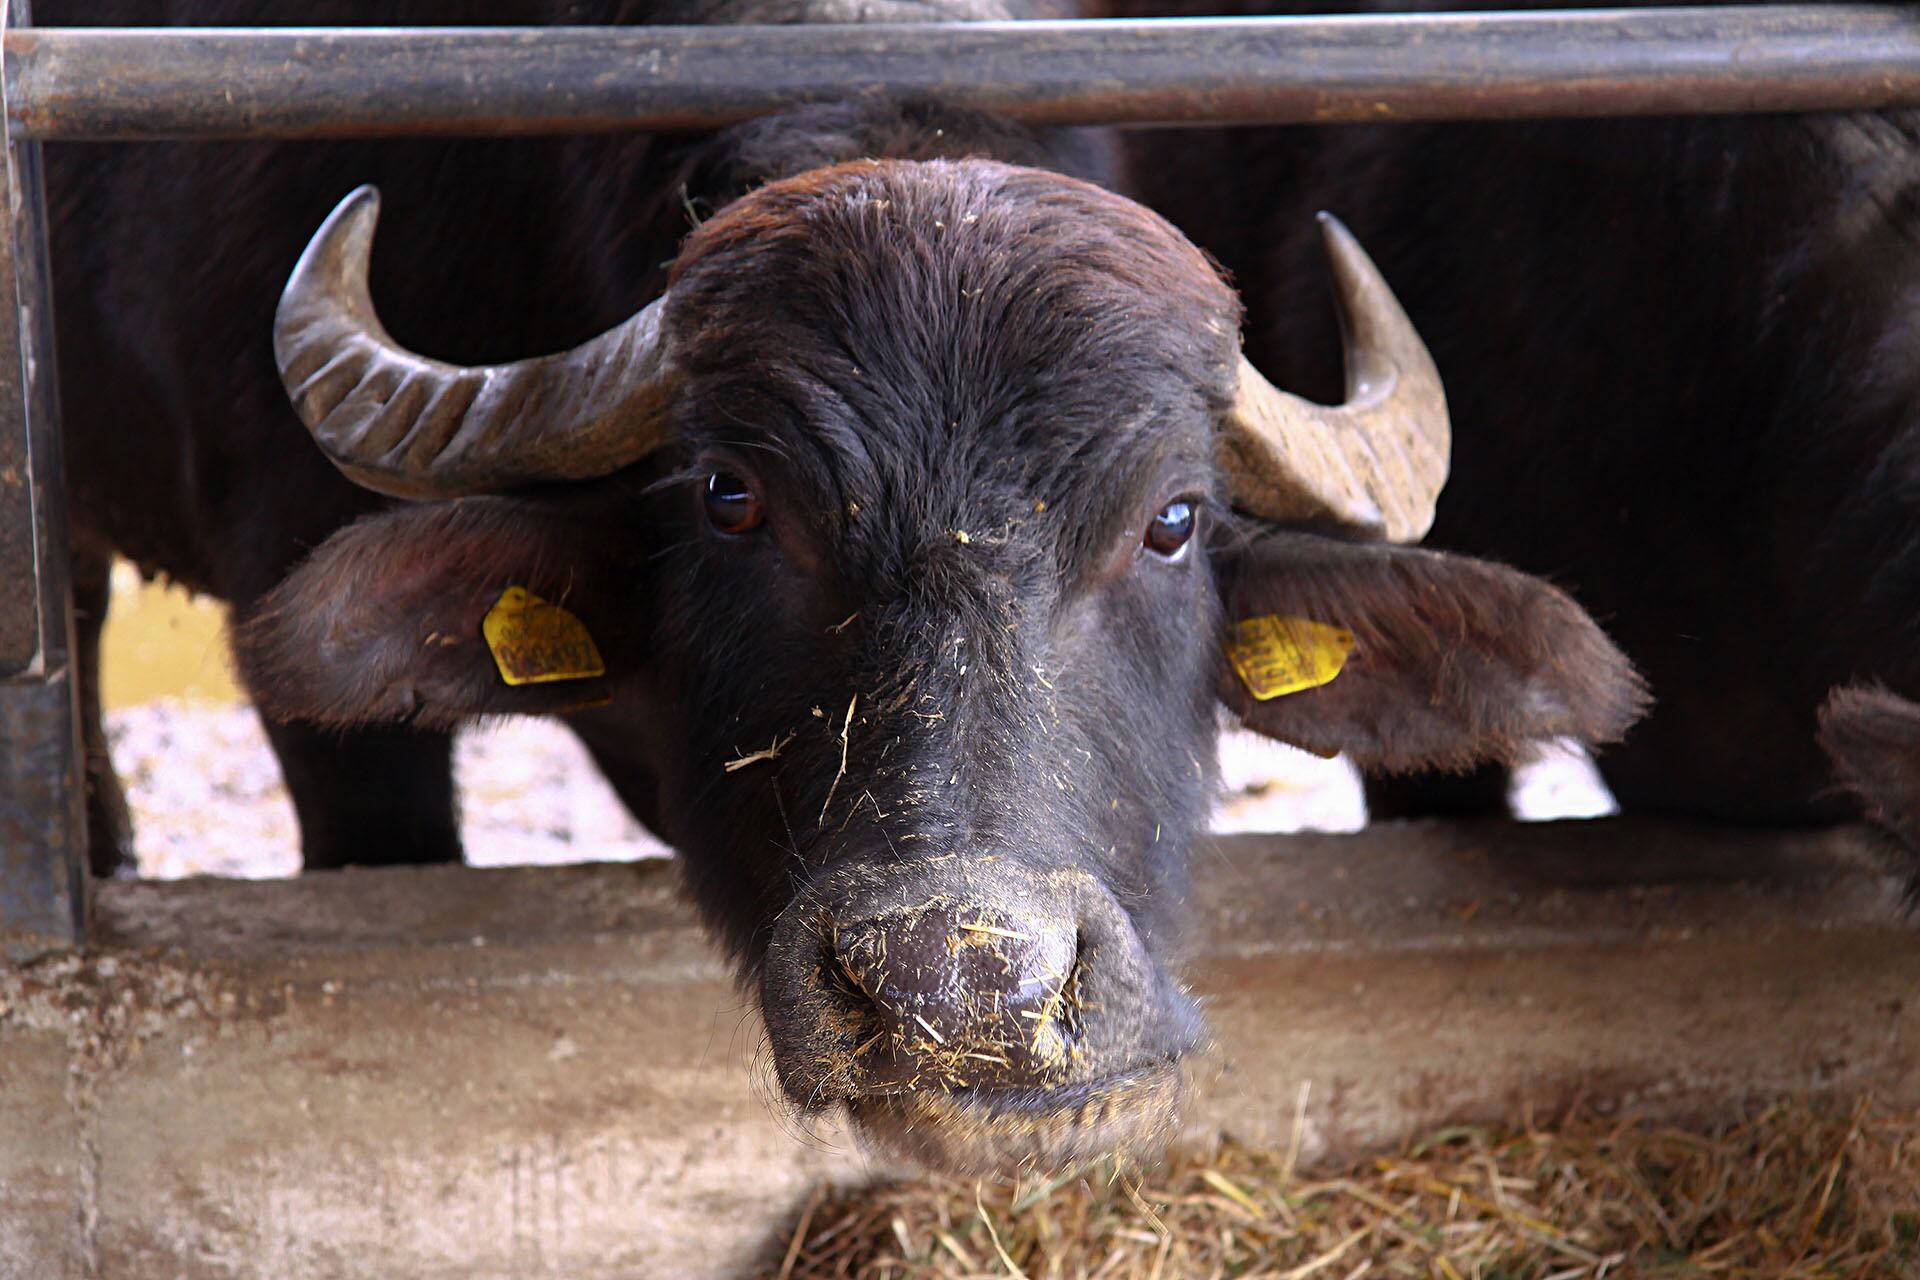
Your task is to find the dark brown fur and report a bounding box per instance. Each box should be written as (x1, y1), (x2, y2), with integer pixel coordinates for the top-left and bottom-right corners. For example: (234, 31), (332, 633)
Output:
(234, 497), (636, 728)
(1216, 529), (1649, 772)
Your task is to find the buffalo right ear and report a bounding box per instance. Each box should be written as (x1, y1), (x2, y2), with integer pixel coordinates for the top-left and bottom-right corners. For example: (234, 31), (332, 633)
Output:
(1214, 526), (1649, 773)
(233, 498), (637, 732)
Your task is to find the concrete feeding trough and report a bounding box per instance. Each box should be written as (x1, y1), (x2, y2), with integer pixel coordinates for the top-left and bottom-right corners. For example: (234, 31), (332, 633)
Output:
(1, 818), (1916, 1278)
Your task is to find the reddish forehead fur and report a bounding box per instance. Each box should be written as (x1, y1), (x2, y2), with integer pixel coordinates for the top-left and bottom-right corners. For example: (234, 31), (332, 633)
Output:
(665, 157), (1243, 398)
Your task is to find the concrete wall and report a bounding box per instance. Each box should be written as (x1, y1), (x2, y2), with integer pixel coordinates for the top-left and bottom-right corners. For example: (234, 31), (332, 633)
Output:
(2, 819), (1916, 1278)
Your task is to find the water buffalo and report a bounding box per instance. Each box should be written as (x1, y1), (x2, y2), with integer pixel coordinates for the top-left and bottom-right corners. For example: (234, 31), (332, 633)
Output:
(57, 1), (1646, 1169)
(1111, 0), (1920, 879)
(234, 159), (1643, 1168)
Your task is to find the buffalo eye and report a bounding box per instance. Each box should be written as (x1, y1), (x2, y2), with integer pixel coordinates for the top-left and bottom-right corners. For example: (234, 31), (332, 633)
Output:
(704, 471), (764, 534)
(1144, 500), (1196, 558)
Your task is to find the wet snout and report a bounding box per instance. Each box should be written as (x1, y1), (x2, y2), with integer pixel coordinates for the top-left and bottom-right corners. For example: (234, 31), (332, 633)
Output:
(761, 854), (1203, 1173)
(831, 901), (1080, 1090)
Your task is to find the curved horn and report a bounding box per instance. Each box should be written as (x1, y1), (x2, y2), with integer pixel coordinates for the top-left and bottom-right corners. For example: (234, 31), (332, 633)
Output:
(274, 186), (679, 501)
(1217, 213), (1449, 543)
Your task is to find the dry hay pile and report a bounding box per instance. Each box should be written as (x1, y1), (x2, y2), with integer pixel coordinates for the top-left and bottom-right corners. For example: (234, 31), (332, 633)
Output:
(770, 1099), (1920, 1279)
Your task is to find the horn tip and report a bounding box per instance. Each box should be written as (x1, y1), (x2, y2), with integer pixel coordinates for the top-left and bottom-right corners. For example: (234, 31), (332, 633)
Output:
(289, 185), (386, 294)
(274, 186), (389, 386)
(1313, 211), (1366, 266)
(331, 184), (383, 237)
(298, 187), (385, 270)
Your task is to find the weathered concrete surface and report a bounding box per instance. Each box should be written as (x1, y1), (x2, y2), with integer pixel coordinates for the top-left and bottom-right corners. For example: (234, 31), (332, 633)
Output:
(0, 1023), (85, 1279)
(1183, 820), (1919, 1158)
(0, 819), (1915, 1279)
(5, 864), (867, 1279)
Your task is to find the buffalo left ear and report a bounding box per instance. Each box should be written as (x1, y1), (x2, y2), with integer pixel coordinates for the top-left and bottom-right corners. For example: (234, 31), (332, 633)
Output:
(1214, 527), (1648, 773)
(234, 497), (635, 732)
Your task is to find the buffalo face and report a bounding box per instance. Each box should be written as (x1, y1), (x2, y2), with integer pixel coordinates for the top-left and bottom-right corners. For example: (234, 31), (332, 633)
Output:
(239, 158), (1645, 1173)
(636, 160), (1236, 1169)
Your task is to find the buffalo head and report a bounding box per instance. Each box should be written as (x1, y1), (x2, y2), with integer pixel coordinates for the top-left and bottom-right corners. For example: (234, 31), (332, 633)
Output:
(239, 158), (1644, 1173)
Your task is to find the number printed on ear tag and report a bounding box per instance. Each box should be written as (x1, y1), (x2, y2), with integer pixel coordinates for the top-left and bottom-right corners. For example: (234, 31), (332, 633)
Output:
(482, 586), (606, 687)
(1224, 615), (1353, 700)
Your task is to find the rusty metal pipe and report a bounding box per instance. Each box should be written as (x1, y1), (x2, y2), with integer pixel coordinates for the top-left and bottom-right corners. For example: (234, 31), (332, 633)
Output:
(6, 6), (1920, 141)
(0, 0), (87, 958)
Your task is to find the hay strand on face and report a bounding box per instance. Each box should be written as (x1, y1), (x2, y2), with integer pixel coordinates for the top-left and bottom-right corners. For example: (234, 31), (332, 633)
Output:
(726, 730), (797, 772)
(818, 694), (857, 829)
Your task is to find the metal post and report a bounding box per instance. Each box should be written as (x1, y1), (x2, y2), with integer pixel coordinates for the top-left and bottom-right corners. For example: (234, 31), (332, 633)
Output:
(0, 0), (85, 959)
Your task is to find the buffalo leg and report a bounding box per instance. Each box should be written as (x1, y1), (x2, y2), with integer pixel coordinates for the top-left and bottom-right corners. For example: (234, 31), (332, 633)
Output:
(1363, 765), (1510, 821)
(71, 547), (132, 877)
(262, 718), (463, 869)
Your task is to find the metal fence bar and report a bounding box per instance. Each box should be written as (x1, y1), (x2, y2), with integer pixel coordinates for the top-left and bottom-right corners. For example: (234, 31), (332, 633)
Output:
(0, 0), (85, 960)
(6, 5), (1920, 141)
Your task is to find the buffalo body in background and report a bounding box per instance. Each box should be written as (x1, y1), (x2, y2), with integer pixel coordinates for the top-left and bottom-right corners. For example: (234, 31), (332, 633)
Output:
(1114, 0), (1920, 875)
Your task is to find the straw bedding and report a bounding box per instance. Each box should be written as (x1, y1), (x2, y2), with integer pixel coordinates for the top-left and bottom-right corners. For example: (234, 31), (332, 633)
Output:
(770, 1098), (1920, 1279)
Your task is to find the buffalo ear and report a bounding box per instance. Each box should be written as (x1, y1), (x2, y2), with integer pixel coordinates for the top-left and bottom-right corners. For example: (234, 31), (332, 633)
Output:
(233, 498), (633, 732)
(1214, 527), (1648, 772)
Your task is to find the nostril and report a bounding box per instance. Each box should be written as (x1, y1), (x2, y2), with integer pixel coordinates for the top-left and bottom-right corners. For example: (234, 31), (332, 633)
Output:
(1059, 926), (1090, 1041)
(819, 934), (886, 1031)
(1020, 925), (1090, 1068)
(821, 935), (862, 1002)
(799, 931), (913, 1097)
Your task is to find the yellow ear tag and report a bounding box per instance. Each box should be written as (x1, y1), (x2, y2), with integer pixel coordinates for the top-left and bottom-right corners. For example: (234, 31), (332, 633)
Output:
(481, 587), (606, 687)
(1225, 615), (1353, 701)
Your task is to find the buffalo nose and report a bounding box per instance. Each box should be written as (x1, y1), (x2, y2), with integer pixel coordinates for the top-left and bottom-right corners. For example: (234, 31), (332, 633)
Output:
(831, 906), (1081, 1088)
